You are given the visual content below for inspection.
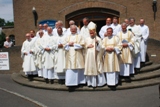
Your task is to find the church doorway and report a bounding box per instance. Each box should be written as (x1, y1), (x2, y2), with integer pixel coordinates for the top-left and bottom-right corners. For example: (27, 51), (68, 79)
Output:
(65, 8), (120, 36)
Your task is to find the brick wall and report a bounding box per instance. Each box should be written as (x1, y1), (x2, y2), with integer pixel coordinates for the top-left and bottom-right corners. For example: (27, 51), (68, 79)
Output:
(0, 46), (22, 74)
(13, 0), (160, 45)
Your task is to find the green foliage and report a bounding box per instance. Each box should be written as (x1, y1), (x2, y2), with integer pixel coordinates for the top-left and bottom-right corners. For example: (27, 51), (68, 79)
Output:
(5, 21), (14, 26)
(0, 18), (14, 27)
(0, 18), (5, 27)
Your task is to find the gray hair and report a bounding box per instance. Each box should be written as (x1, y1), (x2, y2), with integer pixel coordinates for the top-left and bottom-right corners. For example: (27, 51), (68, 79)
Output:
(69, 20), (75, 25)
(121, 22), (127, 26)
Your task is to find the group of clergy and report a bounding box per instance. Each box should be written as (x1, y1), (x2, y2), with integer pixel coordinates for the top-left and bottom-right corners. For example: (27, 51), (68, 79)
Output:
(21, 17), (149, 87)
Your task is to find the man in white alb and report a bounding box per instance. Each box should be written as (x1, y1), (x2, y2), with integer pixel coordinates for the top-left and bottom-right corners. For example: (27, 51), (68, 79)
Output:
(42, 27), (57, 84)
(117, 23), (134, 77)
(54, 27), (66, 81)
(127, 17), (142, 73)
(138, 18), (149, 63)
(80, 17), (90, 39)
(102, 28), (121, 86)
(21, 33), (37, 81)
(64, 25), (86, 87)
(111, 17), (121, 36)
(99, 18), (113, 39)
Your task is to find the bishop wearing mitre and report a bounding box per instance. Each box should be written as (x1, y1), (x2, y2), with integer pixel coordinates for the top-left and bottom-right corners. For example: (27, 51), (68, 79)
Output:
(84, 22), (106, 87)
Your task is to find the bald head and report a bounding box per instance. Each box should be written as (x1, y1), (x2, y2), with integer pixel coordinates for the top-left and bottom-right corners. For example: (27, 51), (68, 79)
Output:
(38, 30), (44, 38)
(39, 24), (43, 30)
(25, 33), (31, 40)
(70, 25), (77, 34)
(121, 22), (127, 32)
(43, 24), (48, 30)
(69, 20), (75, 26)
(57, 20), (64, 27)
(47, 27), (53, 34)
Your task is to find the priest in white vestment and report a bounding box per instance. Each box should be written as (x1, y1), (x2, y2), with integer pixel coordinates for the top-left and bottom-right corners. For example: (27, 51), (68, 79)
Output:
(111, 17), (121, 36)
(64, 25), (86, 86)
(138, 18), (149, 63)
(102, 27), (121, 86)
(99, 18), (113, 39)
(36, 24), (43, 38)
(117, 23), (134, 77)
(79, 17), (90, 59)
(53, 20), (67, 36)
(34, 30), (45, 77)
(79, 17), (90, 39)
(84, 22), (106, 87)
(127, 18), (142, 73)
(43, 23), (48, 34)
(66, 20), (80, 36)
(21, 33), (37, 81)
(54, 27), (66, 80)
(42, 27), (57, 84)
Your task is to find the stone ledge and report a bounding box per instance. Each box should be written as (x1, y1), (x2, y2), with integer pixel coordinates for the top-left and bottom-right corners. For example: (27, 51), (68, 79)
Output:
(140, 64), (160, 73)
(12, 73), (160, 91)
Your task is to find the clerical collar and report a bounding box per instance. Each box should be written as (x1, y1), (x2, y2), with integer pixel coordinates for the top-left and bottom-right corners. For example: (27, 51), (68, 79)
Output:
(48, 33), (53, 36)
(58, 34), (63, 37)
(122, 30), (127, 33)
(108, 35), (113, 39)
(71, 33), (77, 36)
(113, 23), (118, 26)
(84, 25), (88, 28)
(27, 39), (32, 42)
(90, 36), (96, 39)
(106, 24), (111, 27)
(129, 24), (135, 27)
(140, 24), (144, 27)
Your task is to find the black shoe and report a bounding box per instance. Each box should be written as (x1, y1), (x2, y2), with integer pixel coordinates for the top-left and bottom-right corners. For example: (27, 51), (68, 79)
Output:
(28, 75), (33, 81)
(50, 79), (54, 84)
(45, 79), (49, 84)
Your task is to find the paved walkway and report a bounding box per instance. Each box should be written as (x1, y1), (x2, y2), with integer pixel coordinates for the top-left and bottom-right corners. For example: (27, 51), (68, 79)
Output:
(0, 74), (160, 107)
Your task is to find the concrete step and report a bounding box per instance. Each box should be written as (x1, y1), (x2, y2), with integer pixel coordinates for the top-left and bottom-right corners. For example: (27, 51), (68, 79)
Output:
(12, 73), (160, 91)
(140, 64), (160, 73)
(20, 63), (160, 83)
(143, 61), (153, 67)
(121, 69), (160, 82)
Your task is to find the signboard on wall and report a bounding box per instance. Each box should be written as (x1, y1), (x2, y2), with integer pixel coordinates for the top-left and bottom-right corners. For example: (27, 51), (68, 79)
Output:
(0, 52), (10, 70)
(39, 20), (57, 29)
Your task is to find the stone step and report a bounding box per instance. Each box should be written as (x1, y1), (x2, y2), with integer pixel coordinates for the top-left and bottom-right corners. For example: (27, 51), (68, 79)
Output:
(121, 69), (160, 82)
(20, 63), (160, 83)
(140, 64), (160, 73)
(12, 73), (160, 91)
(143, 61), (153, 66)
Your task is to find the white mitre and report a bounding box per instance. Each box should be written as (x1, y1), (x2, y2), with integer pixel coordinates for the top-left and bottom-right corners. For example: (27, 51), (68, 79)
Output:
(87, 21), (96, 30)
